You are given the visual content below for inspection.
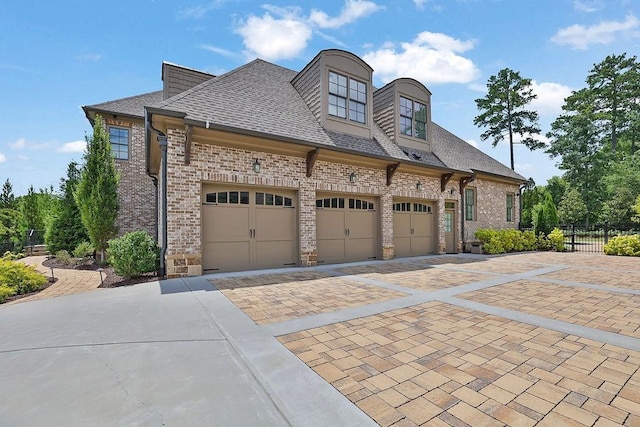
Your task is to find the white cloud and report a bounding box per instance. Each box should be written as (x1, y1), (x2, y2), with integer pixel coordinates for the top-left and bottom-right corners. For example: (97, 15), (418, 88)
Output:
(362, 31), (479, 85)
(413, 0), (428, 10)
(0, 152), (5, 163)
(236, 11), (312, 61)
(57, 140), (86, 153)
(179, 0), (224, 19)
(9, 138), (27, 149)
(309, 0), (382, 29)
(530, 81), (573, 117)
(466, 139), (478, 148)
(515, 163), (534, 172)
(76, 53), (101, 61)
(573, 0), (604, 12)
(199, 44), (242, 59)
(551, 14), (640, 50)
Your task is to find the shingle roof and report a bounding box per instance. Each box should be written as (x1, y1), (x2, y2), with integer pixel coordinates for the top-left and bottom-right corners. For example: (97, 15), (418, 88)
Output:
(400, 147), (448, 169)
(153, 59), (336, 147)
(431, 123), (525, 181)
(84, 91), (163, 118)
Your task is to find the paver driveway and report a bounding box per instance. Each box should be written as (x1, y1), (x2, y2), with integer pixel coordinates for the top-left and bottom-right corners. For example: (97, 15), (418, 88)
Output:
(2, 252), (640, 426)
(211, 252), (640, 426)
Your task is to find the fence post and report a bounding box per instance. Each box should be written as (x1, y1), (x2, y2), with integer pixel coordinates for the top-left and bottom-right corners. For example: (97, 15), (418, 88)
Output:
(571, 223), (576, 252)
(604, 223), (609, 245)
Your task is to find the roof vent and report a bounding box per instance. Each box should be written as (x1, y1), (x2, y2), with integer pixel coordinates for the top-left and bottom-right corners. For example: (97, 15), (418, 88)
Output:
(412, 153), (422, 160)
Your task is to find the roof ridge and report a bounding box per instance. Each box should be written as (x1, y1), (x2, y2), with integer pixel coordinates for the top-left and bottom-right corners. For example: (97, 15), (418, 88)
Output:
(86, 90), (162, 108)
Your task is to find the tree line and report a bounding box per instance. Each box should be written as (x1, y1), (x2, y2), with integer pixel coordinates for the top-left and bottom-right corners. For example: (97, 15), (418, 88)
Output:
(475, 53), (640, 229)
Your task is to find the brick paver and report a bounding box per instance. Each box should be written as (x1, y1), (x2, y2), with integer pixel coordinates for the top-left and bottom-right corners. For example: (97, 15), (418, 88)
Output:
(279, 301), (640, 426)
(541, 267), (640, 290)
(7, 256), (102, 304)
(212, 273), (407, 325)
(460, 280), (640, 338)
(419, 257), (547, 275)
(358, 269), (492, 292)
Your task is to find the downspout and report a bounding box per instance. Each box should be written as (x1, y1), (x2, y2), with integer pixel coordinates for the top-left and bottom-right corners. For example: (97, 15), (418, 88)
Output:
(518, 182), (528, 230)
(145, 109), (167, 277)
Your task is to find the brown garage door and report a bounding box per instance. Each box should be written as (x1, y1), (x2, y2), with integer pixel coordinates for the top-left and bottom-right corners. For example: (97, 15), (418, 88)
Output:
(316, 194), (378, 264)
(202, 185), (297, 272)
(393, 200), (435, 258)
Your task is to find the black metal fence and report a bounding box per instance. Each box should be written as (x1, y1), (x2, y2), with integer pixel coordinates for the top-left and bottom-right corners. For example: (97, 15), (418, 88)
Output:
(23, 229), (45, 247)
(558, 224), (639, 253)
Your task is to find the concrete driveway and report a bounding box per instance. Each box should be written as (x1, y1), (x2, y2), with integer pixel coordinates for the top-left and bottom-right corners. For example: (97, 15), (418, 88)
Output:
(2, 252), (640, 426)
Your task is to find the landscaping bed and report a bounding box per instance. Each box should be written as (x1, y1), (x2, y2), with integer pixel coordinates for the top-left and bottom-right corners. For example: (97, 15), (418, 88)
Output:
(42, 257), (159, 288)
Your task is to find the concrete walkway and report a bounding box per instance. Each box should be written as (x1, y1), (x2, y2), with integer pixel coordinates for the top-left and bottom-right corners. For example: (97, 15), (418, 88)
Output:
(2, 252), (640, 426)
(11, 256), (102, 303)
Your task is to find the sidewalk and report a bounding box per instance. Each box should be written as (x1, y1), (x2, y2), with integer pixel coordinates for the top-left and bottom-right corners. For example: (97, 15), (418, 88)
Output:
(10, 255), (103, 304)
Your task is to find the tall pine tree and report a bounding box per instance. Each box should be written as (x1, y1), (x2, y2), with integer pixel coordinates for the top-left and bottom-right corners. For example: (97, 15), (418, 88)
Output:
(75, 115), (119, 261)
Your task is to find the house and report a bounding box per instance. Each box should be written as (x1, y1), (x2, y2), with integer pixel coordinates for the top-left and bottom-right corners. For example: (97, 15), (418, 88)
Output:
(83, 49), (525, 277)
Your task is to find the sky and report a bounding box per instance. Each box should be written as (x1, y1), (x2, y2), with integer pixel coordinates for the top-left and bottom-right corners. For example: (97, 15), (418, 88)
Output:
(1, 0), (639, 196)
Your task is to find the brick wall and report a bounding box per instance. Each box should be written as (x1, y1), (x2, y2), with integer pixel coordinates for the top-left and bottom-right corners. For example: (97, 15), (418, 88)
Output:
(464, 177), (520, 241)
(162, 127), (519, 276)
(107, 120), (157, 239)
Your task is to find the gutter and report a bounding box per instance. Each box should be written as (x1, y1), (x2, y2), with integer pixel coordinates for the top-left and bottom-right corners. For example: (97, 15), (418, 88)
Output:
(145, 108), (168, 277)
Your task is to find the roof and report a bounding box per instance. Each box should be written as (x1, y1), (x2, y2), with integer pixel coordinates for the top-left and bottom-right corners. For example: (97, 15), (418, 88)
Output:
(83, 91), (163, 118)
(431, 123), (525, 181)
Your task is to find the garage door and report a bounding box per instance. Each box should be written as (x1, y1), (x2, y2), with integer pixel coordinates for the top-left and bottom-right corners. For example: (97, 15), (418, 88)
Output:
(316, 194), (378, 264)
(202, 185), (297, 272)
(393, 200), (435, 258)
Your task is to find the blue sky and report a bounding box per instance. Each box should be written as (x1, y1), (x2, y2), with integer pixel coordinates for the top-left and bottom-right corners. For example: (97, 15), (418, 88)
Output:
(1, 0), (639, 196)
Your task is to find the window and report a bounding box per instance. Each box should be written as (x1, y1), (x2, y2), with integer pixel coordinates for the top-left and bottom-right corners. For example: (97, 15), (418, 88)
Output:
(108, 126), (129, 160)
(506, 193), (514, 222)
(465, 188), (475, 221)
(328, 71), (366, 124)
(399, 96), (427, 140)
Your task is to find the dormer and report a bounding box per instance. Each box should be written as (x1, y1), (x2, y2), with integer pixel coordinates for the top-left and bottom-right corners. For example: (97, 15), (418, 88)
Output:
(293, 49), (374, 139)
(373, 78), (433, 151)
(161, 62), (215, 100)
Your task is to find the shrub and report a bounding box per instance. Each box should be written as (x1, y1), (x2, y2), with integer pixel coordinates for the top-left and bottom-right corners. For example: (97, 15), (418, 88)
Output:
(0, 258), (48, 298)
(474, 228), (537, 255)
(604, 235), (640, 256)
(0, 285), (15, 303)
(107, 231), (159, 279)
(73, 241), (94, 259)
(2, 251), (23, 261)
(537, 233), (552, 251)
(55, 250), (72, 264)
(548, 228), (565, 252)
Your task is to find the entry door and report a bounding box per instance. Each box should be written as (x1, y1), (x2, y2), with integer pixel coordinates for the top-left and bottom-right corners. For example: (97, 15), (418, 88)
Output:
(316, 195), (378, 264)
(202, 186), (297, 272)
(445, 208), (456, 253)
(393, 201), (435, 257)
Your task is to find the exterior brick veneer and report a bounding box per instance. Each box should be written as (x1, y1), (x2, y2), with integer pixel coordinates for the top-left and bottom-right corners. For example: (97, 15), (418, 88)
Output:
(162, 128), (519, 277)
(105, 119), (156, 239)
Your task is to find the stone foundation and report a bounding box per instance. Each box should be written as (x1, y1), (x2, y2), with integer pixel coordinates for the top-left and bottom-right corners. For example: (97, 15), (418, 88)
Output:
(166, 253), (202, 278)
(382, 245), (394, 260)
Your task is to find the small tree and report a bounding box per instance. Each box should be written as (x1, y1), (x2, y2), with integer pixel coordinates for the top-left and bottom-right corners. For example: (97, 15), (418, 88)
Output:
(20, 185), (43, 231)
(474, 68), (544, 170)
(75, 115), (119, 262)
(533, 193), (558, 236)
(46, 162), (89, 253)
(632, 195), (640, 224)
(0, 179), (16, 210)
(558, 188), (587, 225)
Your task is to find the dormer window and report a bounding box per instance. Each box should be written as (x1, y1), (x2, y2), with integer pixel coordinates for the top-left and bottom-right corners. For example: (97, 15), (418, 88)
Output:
(328, 71), (366, 124)
(399, 96), (427, 140)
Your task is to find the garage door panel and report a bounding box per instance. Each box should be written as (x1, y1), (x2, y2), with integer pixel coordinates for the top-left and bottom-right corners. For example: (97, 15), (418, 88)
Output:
(317, 210), (346, 239)
(317, 239), (346, 264)
(204, 242), (251, 272)
(347, 237), (377, 261)
(255, 207), (295, 241)
(394, 237), (411, 258)
(203, 206), (250, 242)
(412, 214), (433, 237)
(393, 200), (435, 258)
(255, 241), (296, 269)
(393, 213), (411, 239)
(348, 211), (376, 239)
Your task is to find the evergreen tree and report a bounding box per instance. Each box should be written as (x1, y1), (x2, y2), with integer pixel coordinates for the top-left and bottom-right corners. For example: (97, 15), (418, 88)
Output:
(558, 188), (587, 225)
(474, 68), (544, 170)
(46, 162), (89, 253)
(21, 185), (43, 231)
(75, 115), (119, 261)
(0, 179), (16, 210)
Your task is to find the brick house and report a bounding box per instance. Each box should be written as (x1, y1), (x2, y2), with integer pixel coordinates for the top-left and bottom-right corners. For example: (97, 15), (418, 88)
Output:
(83, 49), (525, 277)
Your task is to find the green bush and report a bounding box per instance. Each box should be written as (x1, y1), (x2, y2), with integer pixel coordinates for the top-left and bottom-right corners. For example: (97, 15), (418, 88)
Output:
(604, 235), (640, 256)
(73, 241), (94, 259)
(537, 233), (552, 251)
(0, 258), (48, 299)
(55, 250), (72, 264)
(107, 231), (159, 279)
(548, 228), (565, 252)
(474, 228), (538, 255)
(0, 285), (16, 303)
(1, 251), (23, 261)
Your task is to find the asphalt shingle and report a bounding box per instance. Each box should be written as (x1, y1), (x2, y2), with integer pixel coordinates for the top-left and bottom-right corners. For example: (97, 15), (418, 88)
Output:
(84, 91), (163, 118)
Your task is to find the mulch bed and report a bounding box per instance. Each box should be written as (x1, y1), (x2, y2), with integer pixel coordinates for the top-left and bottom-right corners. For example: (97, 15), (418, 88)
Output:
(42, 258), (160, 288)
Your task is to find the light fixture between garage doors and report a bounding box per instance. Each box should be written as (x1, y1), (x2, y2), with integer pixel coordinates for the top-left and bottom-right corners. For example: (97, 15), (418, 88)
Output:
(349, 172), (357, 183)
(416, 181), (423, 191)
(252, 159), (261, 173)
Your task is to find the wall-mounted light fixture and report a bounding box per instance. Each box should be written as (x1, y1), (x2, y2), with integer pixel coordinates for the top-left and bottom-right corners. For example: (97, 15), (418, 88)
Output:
(252, 159), (261, 173)
(416, 181), (423, 191)
(349, 172), (357, 183)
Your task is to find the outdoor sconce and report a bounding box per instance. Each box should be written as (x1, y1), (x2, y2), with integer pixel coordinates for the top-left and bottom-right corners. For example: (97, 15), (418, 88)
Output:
(349, 172), (357, 183)
(252, 159), (261, 173)
(416, 181), (423, 191)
